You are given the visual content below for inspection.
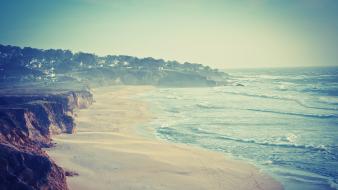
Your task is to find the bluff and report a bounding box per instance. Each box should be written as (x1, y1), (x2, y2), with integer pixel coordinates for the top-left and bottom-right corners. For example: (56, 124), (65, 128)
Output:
(0, 89), (93, 190)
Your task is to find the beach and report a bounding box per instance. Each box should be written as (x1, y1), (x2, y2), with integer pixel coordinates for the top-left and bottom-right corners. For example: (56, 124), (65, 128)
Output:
(47, 86), (283, 190)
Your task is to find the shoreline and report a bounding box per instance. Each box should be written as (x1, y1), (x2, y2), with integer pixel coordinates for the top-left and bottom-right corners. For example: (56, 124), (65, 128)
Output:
(47, 86), (283, 190)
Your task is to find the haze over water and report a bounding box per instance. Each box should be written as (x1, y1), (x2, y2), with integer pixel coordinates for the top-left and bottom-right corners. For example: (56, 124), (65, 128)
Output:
(140, 67), (338, 190)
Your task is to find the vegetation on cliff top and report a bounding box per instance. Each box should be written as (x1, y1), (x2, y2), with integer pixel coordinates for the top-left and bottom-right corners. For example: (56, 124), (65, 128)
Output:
(0, 44), (228, 87)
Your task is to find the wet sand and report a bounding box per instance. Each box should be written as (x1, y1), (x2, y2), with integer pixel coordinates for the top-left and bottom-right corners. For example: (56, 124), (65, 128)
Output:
(47, 86), (283, 190)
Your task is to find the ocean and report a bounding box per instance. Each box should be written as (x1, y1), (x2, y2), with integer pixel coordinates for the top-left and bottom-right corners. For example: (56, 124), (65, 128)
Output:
(140, 67), (338, 190)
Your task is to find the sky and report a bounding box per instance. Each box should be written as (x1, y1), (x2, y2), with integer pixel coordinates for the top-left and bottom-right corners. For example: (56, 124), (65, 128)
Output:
(0, 0), (337, 69)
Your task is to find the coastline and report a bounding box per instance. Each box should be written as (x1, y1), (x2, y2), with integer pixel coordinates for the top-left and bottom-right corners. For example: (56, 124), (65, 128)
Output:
(47, 86), (283, 190)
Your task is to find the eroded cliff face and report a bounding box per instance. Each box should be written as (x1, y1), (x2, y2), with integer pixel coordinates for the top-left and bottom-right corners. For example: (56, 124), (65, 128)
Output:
(0, 144), (67, 190)
(0, 90), (93, 190)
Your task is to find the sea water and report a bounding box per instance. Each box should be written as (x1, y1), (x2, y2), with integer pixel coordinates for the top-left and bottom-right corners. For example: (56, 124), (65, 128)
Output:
(140, 67), (338, 190)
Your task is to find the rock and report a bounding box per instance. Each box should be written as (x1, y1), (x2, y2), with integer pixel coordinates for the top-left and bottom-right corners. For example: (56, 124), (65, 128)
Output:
(0, 144), (67, 190)
(65, 170), (79, 177)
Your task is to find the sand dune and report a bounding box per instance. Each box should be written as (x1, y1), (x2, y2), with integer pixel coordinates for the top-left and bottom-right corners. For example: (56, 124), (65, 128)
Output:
(47, 86), (283, 190)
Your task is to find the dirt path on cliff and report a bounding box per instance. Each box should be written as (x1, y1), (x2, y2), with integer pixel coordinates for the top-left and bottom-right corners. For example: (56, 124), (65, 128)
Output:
(47, 86), (283, 190)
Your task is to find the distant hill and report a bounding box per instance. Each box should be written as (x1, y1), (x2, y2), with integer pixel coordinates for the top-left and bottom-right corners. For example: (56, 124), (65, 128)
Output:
(0, 44), (228, 87)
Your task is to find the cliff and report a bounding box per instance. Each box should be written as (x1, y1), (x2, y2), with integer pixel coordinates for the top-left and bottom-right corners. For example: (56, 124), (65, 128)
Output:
(0, 90), (93, 190)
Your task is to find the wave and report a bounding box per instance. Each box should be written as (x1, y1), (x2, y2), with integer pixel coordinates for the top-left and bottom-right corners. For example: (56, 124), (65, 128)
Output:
(247, 108), (338, 119)
(319, 96), (338, 105)
(231, 74), (312, 81)
(329, 179), (338, 190)
(277, 84), (288, 91)
(165, 108), (180, 113)
(257, 74), (285, 80)
(206, 121), (288, 126)
(216, 135), (328, 152)
(196, 103), (225, 109)
(219, 90), (282, 99)
(275, 133), (297, 143)
(164, 95), (181, 100)
(186, 127), (329, 152)
(219, 91), (337, 111)
(272, 169), (338, 190)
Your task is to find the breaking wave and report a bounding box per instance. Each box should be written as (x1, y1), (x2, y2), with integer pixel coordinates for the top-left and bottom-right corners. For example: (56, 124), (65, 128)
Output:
(218, 90), (337, 111)
(246, 108), (338, 119)
(186, 127), (329, 152)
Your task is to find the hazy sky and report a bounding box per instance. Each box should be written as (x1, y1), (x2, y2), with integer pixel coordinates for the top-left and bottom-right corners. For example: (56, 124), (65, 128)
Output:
(1, 0), (337, 68)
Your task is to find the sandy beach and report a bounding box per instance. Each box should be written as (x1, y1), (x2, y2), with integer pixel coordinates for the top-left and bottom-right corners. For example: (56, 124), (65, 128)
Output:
(47, 86), (283, 190)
